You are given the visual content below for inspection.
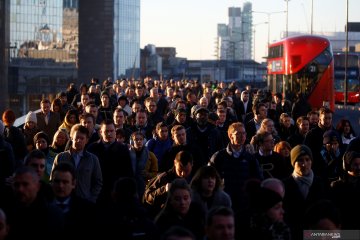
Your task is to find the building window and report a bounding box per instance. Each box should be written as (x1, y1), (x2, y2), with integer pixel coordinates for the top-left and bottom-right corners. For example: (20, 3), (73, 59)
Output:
(40, 77), (50, 86)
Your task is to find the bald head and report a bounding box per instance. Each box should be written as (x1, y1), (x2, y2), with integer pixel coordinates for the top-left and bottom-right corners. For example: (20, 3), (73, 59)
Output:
(260, 178), (285, 198)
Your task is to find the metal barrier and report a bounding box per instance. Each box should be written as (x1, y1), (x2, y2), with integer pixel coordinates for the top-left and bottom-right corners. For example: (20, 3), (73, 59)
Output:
(13, 109), (41, 128)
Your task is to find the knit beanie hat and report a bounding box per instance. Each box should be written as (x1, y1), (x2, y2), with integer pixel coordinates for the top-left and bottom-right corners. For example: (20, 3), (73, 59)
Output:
(101, 90), (110, 98)
(323, 130), (340, 145)
(290, 144), (313, 167)
(25, 111), (37, 124)
(33, 131), (50, 146)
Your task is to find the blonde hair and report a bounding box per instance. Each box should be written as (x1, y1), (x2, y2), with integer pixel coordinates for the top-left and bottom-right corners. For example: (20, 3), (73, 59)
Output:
(258, 118), (278, 136)
(51, 128), (70, 147)
(227, 122), (245, 136)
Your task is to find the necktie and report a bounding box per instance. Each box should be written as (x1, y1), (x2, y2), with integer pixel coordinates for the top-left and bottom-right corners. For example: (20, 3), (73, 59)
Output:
(45, 114), (49, 125)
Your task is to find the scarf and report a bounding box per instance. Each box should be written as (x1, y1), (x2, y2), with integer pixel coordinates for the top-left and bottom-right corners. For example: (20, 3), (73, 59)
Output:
(292, 169), (314, 199)
(129, 147), (149, 197)
(129, 147), (149, 176)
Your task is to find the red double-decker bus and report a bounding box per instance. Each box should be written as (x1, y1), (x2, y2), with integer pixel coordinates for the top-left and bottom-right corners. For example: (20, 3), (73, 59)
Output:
(334, 52), (360, 104)
(267, 35), (335, 111)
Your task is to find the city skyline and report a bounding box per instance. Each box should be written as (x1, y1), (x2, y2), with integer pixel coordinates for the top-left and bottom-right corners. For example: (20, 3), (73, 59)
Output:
(141, 0), (360, 62)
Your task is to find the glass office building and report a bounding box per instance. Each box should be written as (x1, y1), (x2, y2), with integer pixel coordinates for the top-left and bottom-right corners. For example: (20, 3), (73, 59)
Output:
(9, 0), (63, 57)
(78, 0), (140, 82)
(9, 0), (140, 82)
(7, 0), (78, 115)
(114, 0), (140, 79)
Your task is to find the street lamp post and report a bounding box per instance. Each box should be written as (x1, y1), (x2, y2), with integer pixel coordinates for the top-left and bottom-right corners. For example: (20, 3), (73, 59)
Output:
(232, 21), (267, 82)
(344, 0), (349, 106)
(253, 28), (257, 83)
(252, 22), (268, 82)
(285, 0), (290, 37)
(311, 0), (314, 35)
(252, 11), (286, 54)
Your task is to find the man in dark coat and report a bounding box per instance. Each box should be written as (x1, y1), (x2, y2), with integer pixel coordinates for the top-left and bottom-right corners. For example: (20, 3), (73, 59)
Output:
(87, 120), (133, 207)
(36, 99), (61, 142)
(143, 151), (193, 217)
(187, 107), (224, 161)
(210, 122), (263, 213)
(6, 167), (65, 240)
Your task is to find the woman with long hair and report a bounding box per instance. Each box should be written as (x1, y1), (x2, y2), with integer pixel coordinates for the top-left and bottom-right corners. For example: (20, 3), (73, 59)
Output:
(129, 131), (158, 198)
(155, 178), (205, 240)
(51, 98), (65, 122)
(256, 118), (281, 144)
(190, 165), (231, 214)
(50, 128), (70, 153)
(336, 118), (356, 153)
(59, 109), (79, 134)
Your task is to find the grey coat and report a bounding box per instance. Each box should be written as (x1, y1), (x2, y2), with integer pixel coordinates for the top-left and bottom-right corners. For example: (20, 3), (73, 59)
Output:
(50, 150), (103, 203)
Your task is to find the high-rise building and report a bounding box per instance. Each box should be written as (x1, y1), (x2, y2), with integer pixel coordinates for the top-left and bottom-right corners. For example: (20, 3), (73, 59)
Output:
(114, 0), (140, 80)
(2, 0), (141, 115)
(5, 0), (78, 115)
(7, 0), (79, 62)
(242, 2), (253, 60)
(78, 0), (140, 82)
(217, 2), (253, 61)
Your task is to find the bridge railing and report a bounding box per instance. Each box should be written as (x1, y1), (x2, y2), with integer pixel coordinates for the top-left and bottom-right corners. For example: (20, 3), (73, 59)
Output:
(13, 109), (41, 128)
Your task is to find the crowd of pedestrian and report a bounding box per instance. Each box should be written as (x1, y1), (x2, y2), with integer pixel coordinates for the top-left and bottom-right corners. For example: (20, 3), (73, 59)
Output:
(0, 77), (359, 240)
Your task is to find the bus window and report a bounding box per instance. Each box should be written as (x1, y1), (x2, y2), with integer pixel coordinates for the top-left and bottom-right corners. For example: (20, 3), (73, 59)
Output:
(334, 79), (343, 91)
(315, 48), (332, 68)
(334, 54), (358, 68)
(349, 78), (359, 92)
(269, 45), (283, 58)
